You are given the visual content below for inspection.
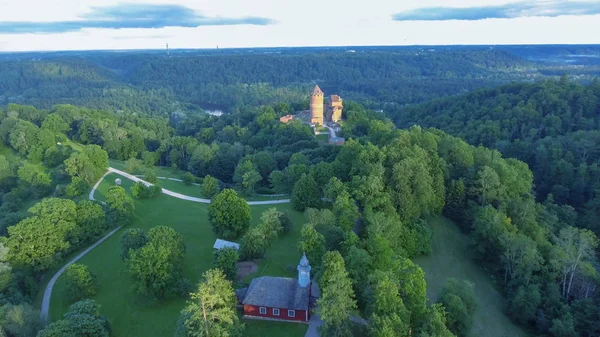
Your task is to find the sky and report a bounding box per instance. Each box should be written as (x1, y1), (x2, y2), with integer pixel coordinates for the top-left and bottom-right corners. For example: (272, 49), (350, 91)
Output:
(0, 0), (599, 51)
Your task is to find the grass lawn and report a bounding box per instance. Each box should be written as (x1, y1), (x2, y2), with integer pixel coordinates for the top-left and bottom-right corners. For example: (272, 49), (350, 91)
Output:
(316, 134), (329, 142)
(244, 319), (308, 337)
(413, 216), (530, 337)
(49, 172), (308, 337)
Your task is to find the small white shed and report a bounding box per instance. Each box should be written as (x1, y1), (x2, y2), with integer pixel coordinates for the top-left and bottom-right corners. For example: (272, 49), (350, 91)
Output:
(213, 239), (240, 250)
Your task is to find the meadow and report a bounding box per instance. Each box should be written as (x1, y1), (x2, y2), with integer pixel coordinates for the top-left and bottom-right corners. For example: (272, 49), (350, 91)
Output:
(414, 216), (530, 337)
(48, 172), (308, 337)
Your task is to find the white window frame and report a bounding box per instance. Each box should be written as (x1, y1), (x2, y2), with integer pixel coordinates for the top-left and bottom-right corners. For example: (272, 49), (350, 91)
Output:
(273, 308), (280, 316)
(259, 307), (266, 315)
(288, 310), (295, 317)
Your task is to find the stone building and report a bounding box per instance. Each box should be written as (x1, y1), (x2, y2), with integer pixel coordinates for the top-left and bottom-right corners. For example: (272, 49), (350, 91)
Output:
(309, 85), (343, 125)
(328, 95), (343, 122)
(310, 85), (324, 125)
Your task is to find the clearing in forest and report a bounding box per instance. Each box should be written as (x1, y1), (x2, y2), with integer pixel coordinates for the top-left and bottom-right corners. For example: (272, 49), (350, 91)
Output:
(414, 216), (530, 337)
(48, 172), (307, 337)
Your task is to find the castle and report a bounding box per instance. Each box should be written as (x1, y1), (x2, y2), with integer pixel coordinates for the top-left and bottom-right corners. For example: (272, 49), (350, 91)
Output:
(310, 85), (343, 125)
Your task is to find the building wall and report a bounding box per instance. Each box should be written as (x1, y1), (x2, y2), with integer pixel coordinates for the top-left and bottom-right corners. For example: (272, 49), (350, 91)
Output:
(244, 304), (309, 322)
(310, 94), (324, 125)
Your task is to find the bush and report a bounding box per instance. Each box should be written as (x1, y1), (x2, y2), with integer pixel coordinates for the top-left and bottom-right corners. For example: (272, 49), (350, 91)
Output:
(437, 279), (476, 337)
(212, 247), (239, 281)
(144, 169), (158, 184)
(182, 172), (195, 186)
(64, 263), (97, 301)
(131, 182), (162, 199)
(124, 158), (142, 174)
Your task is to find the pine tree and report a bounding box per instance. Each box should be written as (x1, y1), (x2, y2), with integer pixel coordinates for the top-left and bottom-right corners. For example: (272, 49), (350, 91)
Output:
(317, 251), (357, 337)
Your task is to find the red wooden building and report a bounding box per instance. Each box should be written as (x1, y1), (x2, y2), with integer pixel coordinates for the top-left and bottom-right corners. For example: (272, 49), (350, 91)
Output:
(241, 254), (312, 323)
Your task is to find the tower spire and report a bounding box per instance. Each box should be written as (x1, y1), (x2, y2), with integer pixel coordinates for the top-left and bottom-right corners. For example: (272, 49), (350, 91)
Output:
(297, 253), (311, 288)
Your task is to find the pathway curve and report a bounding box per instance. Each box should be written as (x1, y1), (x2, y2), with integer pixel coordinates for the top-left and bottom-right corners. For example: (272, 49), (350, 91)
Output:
(41, 170), (121, 323)
(41, 167), (291, 323)
(108, 167), (291, 205)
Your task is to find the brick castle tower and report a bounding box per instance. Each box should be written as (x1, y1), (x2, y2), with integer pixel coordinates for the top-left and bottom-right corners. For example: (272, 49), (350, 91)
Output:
(329, 95), (343, 122)
(310, 85), (324, 125)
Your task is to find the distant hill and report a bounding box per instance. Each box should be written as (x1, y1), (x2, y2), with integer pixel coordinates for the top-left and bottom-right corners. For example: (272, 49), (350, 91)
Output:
(391, 79), (600, 232)
(1, 45), (599, 115)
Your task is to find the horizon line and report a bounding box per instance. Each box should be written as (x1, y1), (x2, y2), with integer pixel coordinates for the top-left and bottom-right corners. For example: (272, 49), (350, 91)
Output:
(2, 42), (600, 54)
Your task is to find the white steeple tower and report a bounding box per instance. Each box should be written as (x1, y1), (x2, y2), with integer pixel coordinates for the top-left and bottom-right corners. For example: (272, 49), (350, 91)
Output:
(297, 253), (311, 288)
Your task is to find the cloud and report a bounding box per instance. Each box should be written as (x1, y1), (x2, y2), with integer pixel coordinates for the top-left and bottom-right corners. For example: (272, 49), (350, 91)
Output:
(0, 3), (276, 34)
(392, 0), (600, 21)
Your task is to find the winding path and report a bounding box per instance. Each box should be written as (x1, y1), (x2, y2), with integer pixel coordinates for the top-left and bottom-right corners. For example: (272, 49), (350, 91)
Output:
(108, 167), (291, 205)
(40, 167), (291, 323)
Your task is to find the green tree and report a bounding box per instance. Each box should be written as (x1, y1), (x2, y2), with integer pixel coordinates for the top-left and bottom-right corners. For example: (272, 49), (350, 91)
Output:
(269, 170), (287, 194)
(0, 155), (11, 181)
(119, 228), (148, 261)
(105, 186), (135, 227)
(74, 200), (106, 244)
(297, 224), (326, 269)
(37, 299), (109, 337)
(125, 226), (185, 300)
(212, 247), (239, 281)
(65, 176), (88, 197)
(240, 227), (268, 260)
(417, 304), (456, 337)
(325, 177), (349, 201)
(241, 169), (261, 195)
(41, 113), (70, 134)
(124, 158), (142, 174)
(208, 189), (251, 239)
(144, 168), (158, 184)
(0, 303), (41, 337)
(256, 208), (284, 244)
(9, 120), (39, 156)
(64, 263), (97, 301)
(555, 226), (599, 299)
(201, 175), (220, 198)
(508, 284), (541, 324)
(333, 194), (359, 231)
(64, 145), (108, 184)
(5, 199), (78, 271)
(291, 173), (320, 211)
(176, 269), (243, 337)
(549, 312), (577, 337)
(317, 251), (357, 337)
(474, 166), (503, 205)
(233, 159), (257, 189)
(438, 279), (476, 337)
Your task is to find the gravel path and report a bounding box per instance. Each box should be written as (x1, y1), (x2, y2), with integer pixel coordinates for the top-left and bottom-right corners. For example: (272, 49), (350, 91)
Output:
(109, 167), (291, 205)
(40, 167), (291, 323)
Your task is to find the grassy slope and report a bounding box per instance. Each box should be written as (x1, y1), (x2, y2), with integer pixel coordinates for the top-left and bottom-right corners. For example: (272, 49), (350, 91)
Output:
(49, 172), (307, 337)
(413, 216), (529, 337)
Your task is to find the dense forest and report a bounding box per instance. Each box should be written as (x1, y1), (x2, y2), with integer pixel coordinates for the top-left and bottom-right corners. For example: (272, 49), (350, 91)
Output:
(0, 98), (598, 337)
(392, 79), (600, 234)
(2, 46), (600, 116)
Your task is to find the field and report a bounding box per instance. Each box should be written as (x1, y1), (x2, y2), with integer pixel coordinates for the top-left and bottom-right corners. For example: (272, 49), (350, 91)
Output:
(413, 216), (529, 337)
(316, 133), (329, 142)
(48, 172), (308, 337)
